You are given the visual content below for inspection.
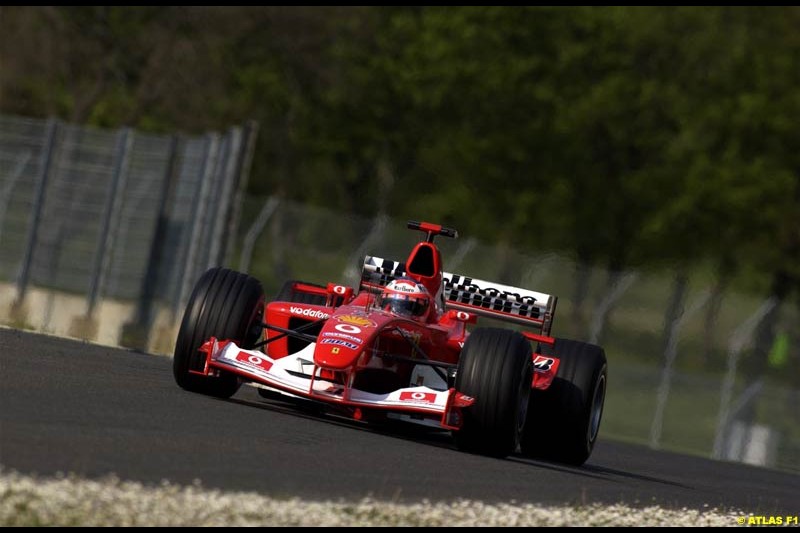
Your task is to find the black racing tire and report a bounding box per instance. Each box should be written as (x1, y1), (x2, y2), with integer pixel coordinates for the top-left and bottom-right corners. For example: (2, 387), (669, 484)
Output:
(454, 328), (533, 458)
(275, 280), (327, 305)
(520, 338), (607, 465)
(173, 267), (265, 398)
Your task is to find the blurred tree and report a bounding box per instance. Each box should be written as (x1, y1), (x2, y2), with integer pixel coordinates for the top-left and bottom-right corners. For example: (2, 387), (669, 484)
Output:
(641, 8), (799, 363)
(384, 7), (567, 244)
(543, 7), (684, 334)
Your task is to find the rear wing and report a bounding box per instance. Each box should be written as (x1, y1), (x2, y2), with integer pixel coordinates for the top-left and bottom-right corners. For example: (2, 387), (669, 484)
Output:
(360, 255), (558, 336)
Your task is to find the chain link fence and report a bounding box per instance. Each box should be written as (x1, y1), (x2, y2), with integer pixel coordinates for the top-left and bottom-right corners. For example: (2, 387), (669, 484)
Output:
(0, 114), (256, 347)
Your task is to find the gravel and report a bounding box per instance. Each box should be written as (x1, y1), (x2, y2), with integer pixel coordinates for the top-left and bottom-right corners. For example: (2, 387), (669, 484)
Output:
(0, 468), (743, 526)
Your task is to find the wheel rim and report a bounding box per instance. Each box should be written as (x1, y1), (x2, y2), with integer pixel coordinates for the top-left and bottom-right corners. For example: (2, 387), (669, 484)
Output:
(588, 373), (606, 443)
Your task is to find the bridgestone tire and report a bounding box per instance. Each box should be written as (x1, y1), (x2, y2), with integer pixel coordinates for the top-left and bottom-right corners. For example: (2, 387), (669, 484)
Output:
(521, 338), (607, 465)
(173, 267), (264, 398)
(454, 328), (532, 458)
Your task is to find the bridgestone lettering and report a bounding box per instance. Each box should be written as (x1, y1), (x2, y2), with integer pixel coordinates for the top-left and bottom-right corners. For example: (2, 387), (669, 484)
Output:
(533, 355), (555, 372)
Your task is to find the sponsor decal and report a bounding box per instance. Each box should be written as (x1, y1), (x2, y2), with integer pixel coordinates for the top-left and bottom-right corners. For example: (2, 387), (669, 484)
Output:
(443, 274), (540, 319)
(533, 355), (554, 372)
(234, 351), (273, 372)
(391, 280), (420, 294)
(336, 315), (376, 328)
(334, 323), (361, 334)
(331, 348), (339, 354)
(321, 332), (363, 344)
(289, 306), (330, 320)
(320, 338), (358, 350)
(456, 311), (471, 321)
(332, 285), (348, 295)
(399, 391), (437, 403)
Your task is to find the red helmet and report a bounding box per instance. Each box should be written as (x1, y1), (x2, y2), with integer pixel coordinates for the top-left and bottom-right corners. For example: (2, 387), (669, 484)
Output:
(378, 278), (430, 319)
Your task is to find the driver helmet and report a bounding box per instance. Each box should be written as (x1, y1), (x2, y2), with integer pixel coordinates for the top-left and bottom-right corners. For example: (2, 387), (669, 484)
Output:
(378, 278), (430, 319)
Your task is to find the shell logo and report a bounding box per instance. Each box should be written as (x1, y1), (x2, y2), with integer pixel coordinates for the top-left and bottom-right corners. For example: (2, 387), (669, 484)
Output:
(336, 315), (376, 328)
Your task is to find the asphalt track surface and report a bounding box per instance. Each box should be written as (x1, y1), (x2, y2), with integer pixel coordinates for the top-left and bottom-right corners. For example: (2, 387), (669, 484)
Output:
(1, 328), (797, 514)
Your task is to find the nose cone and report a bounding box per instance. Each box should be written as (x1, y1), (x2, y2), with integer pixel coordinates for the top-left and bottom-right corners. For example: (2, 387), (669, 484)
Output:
(314, 340), (361, 369)
(314, 314), (376, 369)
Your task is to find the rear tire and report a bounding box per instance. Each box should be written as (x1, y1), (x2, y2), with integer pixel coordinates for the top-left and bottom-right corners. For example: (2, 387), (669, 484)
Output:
(454, 328), (532, 458)
(520, 338), (607, 465)
(173, 267), (265, 398)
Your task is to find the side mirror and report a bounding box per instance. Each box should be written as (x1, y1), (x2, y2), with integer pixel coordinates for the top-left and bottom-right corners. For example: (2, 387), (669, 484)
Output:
(326, 283), (354, 307)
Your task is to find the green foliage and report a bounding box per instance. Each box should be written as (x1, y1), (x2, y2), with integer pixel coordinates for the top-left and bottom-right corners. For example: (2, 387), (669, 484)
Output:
(1, 6), (798, 291)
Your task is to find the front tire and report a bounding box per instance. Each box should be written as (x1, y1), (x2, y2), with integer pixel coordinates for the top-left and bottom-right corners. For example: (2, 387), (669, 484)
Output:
(173, 267), (265, 398)
(454, 328), (532, 458)
(520, 338), (607, 465)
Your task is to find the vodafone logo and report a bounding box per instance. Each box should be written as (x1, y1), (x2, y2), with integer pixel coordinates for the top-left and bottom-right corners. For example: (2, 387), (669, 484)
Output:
(235, 351), (273, 372)
(399, 391), (436, 403)
(290, 307), (330, 320)
(332, 285), (347, 295)
(456, 311), (470, 321)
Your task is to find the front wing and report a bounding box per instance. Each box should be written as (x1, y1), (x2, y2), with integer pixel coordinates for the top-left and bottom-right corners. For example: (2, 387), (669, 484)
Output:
(194, 339), (474, 430)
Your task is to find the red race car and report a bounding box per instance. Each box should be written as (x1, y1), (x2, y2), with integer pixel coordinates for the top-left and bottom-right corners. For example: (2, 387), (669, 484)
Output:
(173, 221), (607, 464)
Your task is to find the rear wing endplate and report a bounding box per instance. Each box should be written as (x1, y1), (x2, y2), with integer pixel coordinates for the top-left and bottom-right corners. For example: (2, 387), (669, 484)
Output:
(360, 255), (558, 336)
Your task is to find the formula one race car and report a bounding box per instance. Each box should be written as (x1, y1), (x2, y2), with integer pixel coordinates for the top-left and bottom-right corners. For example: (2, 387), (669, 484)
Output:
(173, 221), (607, 464)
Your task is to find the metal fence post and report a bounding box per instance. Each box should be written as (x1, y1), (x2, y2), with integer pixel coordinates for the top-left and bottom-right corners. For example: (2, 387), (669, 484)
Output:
(206, 128), (241, 269)
(198, 135), (226, 271)
(86, 127), (133, 317)
(0, 150), (32, 247)
(649, 290), (710, 449)
(342, 214), (388, 286)
(239, 196), (279, 274)
(224, 120), (260, 268)
(174, 133), (219, 316)
(15, 119), (59, 304)
(712, 298), (778, 459)
(127, 135), (182, 335)
(588, 272), (639, 345)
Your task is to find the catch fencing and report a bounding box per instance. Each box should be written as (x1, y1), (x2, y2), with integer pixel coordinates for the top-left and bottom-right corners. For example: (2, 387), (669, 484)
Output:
(0, 114), (256, 345)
